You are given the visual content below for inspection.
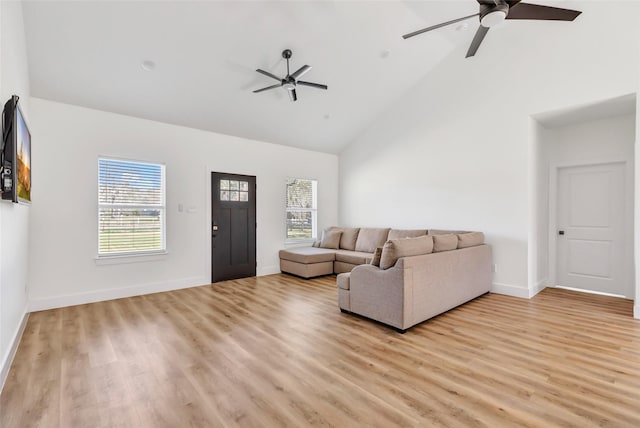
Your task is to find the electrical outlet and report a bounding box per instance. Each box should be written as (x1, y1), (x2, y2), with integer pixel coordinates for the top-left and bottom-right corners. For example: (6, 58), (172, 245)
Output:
(492, 264), (497, 273)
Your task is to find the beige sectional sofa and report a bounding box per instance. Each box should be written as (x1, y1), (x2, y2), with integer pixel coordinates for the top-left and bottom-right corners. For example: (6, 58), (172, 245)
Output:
(338, 243), (492, 332)
(279, 227), (429, 277)
(279, 227), (492, 332)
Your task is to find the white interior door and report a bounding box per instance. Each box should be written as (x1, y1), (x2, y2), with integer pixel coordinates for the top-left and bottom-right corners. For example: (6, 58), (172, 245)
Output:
(556, 162), (631, 297)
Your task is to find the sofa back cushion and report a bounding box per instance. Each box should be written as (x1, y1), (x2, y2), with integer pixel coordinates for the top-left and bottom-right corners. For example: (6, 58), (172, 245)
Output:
(330, 227), (360, 251)
(433, 234), (458, 252)
(457, 232), (485, 248)
(320, 229), (342, 249)
(428, 229), (468, 235)
(355, 228), (390, 253)
(380, 235), (434, 270)
(388, 229), (427, 240)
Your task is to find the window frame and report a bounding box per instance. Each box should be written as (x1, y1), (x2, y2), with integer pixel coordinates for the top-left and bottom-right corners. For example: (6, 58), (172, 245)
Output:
(97, 156), (167, 258)
(285, 177), (318, 243)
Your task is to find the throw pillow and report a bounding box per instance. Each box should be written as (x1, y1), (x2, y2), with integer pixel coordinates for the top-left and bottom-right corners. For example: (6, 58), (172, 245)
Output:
(380, 235), (434, 270)
(320, 230), (342, 249)
(312, 240), (321, 248)
(370, 247), (383, 267)
(433, 234), (458, 252)
(331, 227), (360, 251)
(457, 232), (485, 249)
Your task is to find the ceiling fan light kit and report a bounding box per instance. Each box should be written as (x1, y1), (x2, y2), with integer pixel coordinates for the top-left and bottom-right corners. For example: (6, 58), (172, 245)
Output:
(253, 49), (328, 102)
(480, 2), (508, 27)
(403, 0), (582, 58)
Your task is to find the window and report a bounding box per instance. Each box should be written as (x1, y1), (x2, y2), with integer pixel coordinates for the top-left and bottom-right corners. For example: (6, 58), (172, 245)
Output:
(220, 179), (249, 201)
(286, 178), (317, 240)
(98, 158), (166, 256)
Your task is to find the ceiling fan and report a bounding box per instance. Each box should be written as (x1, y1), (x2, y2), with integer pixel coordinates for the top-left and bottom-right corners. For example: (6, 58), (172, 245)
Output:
(403, 0), (582, 58)
(253, 49), (328, 102)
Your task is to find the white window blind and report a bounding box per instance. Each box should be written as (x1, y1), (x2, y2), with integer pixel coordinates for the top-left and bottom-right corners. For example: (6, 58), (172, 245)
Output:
(98, 158), (166, 255)
(286, 178), (317, 240)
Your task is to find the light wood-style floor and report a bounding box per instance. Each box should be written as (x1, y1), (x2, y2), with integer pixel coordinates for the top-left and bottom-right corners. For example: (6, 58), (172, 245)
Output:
(1, 274), (639, 427)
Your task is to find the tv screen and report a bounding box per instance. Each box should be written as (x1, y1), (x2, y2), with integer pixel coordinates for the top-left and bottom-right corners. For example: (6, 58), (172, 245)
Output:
(2, 95), (31, 204)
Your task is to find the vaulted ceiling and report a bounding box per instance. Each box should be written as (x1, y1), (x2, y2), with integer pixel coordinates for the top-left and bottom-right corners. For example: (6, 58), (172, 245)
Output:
(23, 1), (605, 153)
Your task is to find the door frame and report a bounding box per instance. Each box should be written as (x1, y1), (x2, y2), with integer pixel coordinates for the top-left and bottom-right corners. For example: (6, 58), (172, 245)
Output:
(205, 167), (257, 284)
(548, 158), (634, 298)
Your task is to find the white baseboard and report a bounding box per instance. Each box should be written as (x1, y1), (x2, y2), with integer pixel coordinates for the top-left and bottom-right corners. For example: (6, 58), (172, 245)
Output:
(634, 303), (640, 320)
(492, 280), (547, 299)
(530, 279), (547, 298)
(29, 276), (209, 312)
(257, 265), (281, 276)
(492, 282), (531, 299)
(1, 307), (29, 393)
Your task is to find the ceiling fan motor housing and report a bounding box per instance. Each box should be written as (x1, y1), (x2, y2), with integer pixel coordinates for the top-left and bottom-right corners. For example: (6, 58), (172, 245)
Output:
(480, 1), (509, 27)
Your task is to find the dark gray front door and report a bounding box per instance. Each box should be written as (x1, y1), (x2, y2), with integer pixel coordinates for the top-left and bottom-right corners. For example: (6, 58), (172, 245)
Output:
(211, 172), (256, 283)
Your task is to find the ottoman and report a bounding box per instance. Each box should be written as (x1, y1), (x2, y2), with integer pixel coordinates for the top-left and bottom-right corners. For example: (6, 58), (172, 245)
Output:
(279, 247), (336, 278)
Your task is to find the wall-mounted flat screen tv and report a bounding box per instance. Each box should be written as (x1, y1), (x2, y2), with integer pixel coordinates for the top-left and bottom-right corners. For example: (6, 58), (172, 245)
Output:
(2, 95), (31, 204)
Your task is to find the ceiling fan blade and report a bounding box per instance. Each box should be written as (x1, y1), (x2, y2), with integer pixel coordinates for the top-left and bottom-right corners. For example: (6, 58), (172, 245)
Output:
(403, 13), (479, 39)
(290, 65), (311, 80)
(297, 81), (328, 90)
(466, 25), (490, 58)
(288, 89), (297, 102)
(506, 3), (581, 21)
(253, 84), (281, 93)
(256, 69), (282, 82)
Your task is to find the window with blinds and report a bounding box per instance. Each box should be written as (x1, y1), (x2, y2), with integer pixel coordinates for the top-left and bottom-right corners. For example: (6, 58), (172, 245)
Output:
(286, 178), (317, 240)
(98, 158), (166, 255)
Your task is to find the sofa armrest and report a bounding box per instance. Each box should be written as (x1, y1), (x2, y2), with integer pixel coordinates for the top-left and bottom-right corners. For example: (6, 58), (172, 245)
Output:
(349, 264), (407, 329)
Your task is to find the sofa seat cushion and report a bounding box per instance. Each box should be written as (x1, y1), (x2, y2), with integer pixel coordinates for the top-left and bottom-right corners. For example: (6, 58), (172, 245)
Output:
(334, 250), (374, 266)
(337, 272), (351, 290)
(279, 247), (336, 264)
(355, 228), (390, 253)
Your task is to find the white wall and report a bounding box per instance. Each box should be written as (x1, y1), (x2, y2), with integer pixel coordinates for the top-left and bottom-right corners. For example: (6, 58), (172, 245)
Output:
(0, 0), (30, 388)
(28, 98), (338, 309)
(531, 120), (552, 292)
(535, 113), (636, 298)
(339, 1), (640, 298)
(548, 115), (635, 163)
(637, 65), (640, 318)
